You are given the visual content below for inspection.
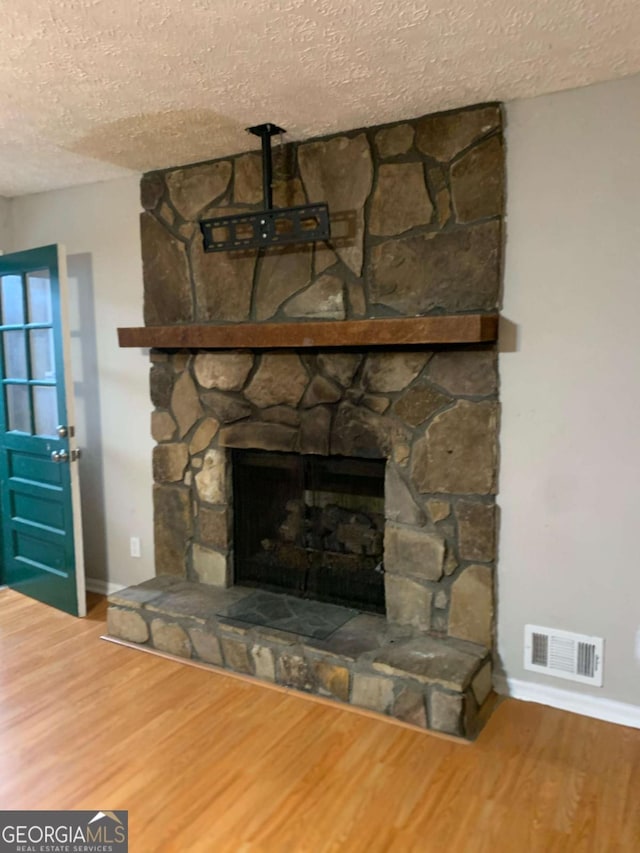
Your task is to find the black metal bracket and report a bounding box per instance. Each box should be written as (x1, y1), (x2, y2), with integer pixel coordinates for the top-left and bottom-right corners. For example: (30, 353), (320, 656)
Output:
(200, 122), (330, 253)
(201, 203), (331, 253)
(247, 122), (284, 210)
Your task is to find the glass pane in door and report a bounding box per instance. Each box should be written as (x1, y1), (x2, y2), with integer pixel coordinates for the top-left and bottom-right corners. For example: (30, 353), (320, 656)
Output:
(6, 384), (31, 433)
(33, 385), (58, 436)
(29, 329), (56, 380)
(27, 270), (52, 324)
(3, 330), (28, 379)
(1, 275), (24, 325)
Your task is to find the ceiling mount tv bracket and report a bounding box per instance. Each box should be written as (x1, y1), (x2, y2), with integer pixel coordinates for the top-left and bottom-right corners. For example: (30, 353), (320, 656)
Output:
(200, 122), (331, 253)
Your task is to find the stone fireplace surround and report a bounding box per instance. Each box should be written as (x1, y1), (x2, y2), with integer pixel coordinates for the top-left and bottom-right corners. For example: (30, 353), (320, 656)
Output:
(108, 102), (504, 739)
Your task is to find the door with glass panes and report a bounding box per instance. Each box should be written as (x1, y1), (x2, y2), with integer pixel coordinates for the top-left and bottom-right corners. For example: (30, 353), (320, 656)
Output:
(0, 245), (85, 616)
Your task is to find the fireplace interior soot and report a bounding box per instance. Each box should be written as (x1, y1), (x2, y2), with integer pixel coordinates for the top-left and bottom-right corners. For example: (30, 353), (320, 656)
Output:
(232, 450), (386, 613)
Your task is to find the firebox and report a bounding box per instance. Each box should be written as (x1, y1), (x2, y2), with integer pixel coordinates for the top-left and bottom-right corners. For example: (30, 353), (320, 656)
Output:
(232, 450), (386, 613)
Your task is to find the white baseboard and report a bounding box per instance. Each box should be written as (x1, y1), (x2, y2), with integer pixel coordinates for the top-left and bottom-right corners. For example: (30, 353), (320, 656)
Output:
(85, 577), (126, 596)
(494, 675), (640, 730)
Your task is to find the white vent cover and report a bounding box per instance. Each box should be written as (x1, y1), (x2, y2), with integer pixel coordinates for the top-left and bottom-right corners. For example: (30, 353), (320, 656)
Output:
(524, 625), (604, 686)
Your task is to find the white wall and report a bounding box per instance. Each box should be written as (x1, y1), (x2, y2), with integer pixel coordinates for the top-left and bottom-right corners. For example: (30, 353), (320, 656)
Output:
(500, 73), (640, 708)
(8, 177), (154, 589)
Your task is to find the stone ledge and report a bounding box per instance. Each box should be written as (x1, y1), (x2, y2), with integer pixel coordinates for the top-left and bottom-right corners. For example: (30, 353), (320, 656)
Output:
(107, 577), (492, 739)
(371, 636), (486, 690)
(108, 574), (179, 609)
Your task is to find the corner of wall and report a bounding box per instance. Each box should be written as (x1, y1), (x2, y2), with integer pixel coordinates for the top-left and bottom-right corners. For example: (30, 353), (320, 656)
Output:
(0, 195), (14, 251)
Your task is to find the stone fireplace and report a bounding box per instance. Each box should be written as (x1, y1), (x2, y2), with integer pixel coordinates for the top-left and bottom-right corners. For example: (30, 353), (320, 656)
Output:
(109, 102), (503, 738)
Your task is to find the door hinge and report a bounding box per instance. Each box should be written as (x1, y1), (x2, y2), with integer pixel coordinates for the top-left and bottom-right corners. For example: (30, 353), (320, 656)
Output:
(71, 448), (82, 462)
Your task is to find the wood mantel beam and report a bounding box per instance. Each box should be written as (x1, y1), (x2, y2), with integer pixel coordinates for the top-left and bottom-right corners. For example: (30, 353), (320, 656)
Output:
(117, 314), (498, 350)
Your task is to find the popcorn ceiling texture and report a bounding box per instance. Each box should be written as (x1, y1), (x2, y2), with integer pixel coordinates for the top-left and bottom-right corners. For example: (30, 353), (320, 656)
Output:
(0, 0), (638, 196)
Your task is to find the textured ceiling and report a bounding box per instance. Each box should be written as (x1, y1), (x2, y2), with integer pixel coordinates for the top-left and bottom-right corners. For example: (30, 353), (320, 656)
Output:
(1, 0), (639, 196)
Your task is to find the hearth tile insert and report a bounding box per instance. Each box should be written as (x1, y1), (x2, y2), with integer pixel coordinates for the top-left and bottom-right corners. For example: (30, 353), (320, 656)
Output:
(220, 589), (358, 639)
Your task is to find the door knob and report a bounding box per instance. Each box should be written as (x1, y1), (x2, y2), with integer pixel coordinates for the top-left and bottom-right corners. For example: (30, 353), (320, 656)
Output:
(51, 450), (69, 463)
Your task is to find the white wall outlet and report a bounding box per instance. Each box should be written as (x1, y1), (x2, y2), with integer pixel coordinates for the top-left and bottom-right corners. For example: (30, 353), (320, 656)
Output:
(130, 536), (141, 558)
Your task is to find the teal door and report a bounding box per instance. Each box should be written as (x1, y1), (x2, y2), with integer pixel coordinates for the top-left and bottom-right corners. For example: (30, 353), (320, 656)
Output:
(0, 245), (85, 616)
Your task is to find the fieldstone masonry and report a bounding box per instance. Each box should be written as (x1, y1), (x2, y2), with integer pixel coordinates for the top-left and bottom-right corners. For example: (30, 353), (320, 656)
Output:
(108, 102), (505, 739)
(140, 103), (503, 326)
(148, 347), (498, 648)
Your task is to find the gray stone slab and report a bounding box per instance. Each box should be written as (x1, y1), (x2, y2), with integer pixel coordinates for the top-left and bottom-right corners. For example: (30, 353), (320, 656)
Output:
(305, 613), (388, 661)
(372, 636), (487, 691)
(222, 590), (358, 640)
(144, 581), (252, 623)
(107, 575), (182, 609)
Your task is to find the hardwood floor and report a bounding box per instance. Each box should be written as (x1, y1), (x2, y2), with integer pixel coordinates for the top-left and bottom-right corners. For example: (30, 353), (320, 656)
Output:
(0, 589), (638, 852)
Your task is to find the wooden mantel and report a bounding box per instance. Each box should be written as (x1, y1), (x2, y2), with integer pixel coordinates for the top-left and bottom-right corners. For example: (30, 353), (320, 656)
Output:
(117, 314), (498, 350)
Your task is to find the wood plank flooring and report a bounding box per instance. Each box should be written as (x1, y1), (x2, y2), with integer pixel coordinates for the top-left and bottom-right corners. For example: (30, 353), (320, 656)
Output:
(0, 588), (638, 852)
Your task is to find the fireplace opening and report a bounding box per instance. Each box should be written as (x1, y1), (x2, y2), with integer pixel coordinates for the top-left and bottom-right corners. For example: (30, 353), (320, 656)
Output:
(232, 450), (386, 613)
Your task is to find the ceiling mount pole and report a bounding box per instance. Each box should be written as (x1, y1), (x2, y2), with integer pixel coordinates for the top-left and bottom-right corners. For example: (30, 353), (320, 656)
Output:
(247, 122), (284, 211)
(199, 120), (330, 253)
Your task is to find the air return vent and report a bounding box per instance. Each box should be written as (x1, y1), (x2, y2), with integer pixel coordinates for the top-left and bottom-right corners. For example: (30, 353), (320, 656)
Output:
(524, 625), (604, 686)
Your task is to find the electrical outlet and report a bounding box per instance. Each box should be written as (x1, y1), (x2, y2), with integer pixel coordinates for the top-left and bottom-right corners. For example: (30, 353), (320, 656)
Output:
(130, 536), (141, 558)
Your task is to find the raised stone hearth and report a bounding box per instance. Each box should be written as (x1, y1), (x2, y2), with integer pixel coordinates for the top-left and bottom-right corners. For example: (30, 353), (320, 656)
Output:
(109, 100), (504, 739)
(108, 576), (491, 737)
